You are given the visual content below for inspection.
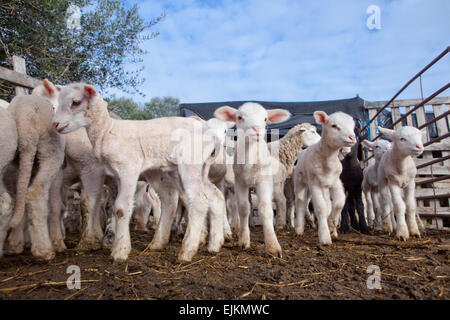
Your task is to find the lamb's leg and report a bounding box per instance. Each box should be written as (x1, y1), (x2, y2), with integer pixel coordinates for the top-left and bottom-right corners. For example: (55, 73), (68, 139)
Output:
(274, 181), (287, 230)
(148, 185), (179, 250)
(235, 182), (251, 249)
(378, 183), (393, 234)
(147, 186), (161, 229)
(256, 179), (282, 257)
(389, 184), (408, 241)
(48, 169), (67, 252)
(134, 204), (149, 232)
(364, 187), (375, 229)
(216, 180), (232, 241)
(26, 154), (63, 260)
(405, 183), (420, 238)
(355, 188), (369, 234)
(329, 183), (345, 239)
(0, 186), (13, 258)
(226, 189), (239, 233)
(77, 167), (105, 251)
(348, 195), (359, 230)
(305, 195), (316, 229)
(371, 191), (383, 231)
(5, 217), (25, 255)
(340, 198), (350, 234)
(177, 166), (209, 262)
(204, 181), (225, 253)
(294, 180), (307, 236)
(310, 184), (332, 244)
(170, 200), (184, 239)
(110, 171), (139, 262)
(284, 178), (295, 228)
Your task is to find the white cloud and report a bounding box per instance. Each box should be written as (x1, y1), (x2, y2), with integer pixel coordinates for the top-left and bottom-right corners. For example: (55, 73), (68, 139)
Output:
(112, 0), (450, 104)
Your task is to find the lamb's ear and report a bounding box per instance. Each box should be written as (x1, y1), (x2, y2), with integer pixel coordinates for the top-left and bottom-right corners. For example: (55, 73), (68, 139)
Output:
(84, 85), (97, 98)
(378, 127), (395, 139)
(362, 139), (375, 149)
(267, 109), (291, 124)
(43, 79), (57, 96)
(314, 111), (329, 125)
(215, 106), (237, 122)
(56, 85), (63, 92)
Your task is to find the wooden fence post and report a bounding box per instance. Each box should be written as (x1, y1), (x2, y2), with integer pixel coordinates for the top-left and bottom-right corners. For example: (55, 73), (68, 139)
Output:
(12, 56), (28, 96)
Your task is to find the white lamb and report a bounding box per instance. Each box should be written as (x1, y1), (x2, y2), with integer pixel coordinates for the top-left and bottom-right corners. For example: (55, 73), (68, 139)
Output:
(0, 107), (18, 258)
(268, 123), (321, 228)
(361, 139), (391, 230)
(214, 103), (291, 257)
(147, 117), (233, 250)
(53, 83), (225, 262)
(377, 126), (424, 240)
(6, 84), (65, 260)
(293, 111), (356, 244)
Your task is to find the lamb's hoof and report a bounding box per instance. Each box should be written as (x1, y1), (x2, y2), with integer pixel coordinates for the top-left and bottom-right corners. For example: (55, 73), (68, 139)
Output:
(148, 241), (164, 251)
(111, 246), (130, 262)
(4, 243), (24, 255)
(178, 250), (196, 262)
(102, 230), (115, 248)
(32, 249), (55, 261)
(275, 223), (286, 231)
(359, 224), (370, 235)
(224, 232), (233, 242)
(238, 240), (250, 250)
(52, 240), (67, 253)
(135, 225), (149, 232)
(266, 245), (282, 258)
(331, 229), (338, 239)
(340, 225), (350, 234)
(76, 239), (102, 252)
(409, 230), (421, 238)
(207, 243), (222, 254)
(294, 227), (305, 236)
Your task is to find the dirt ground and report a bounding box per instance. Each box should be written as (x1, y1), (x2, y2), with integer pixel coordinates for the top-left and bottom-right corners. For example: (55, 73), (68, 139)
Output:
(0, 225), (448, 300)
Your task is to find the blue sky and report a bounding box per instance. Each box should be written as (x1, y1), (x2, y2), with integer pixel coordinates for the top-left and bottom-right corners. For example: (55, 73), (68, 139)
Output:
(112, 0), (450, 104)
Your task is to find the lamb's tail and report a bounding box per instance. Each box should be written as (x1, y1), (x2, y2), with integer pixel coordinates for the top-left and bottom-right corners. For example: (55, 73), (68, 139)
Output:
(9, 142), (38, 228)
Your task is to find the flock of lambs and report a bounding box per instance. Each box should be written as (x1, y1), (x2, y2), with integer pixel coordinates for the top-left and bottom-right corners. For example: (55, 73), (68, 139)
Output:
(0, 79), (426, 265)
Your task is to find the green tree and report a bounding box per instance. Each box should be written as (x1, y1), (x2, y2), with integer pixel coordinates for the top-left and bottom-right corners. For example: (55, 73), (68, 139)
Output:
(107, 96), (179, 120)
(144, 96), (180, 118)
(0, 0), (164, 95)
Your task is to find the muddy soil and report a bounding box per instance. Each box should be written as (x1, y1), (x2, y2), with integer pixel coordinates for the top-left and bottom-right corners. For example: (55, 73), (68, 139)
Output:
(0, 226), (448, 300)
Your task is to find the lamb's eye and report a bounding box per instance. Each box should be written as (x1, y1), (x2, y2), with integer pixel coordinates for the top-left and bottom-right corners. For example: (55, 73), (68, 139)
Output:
(72, 100), (82, 108)
(237, 116), (243, 121)
(332, 124), (340, 130)
(400, 138), (406, 142)
(264, 117), (267, 121)
(375, 146), (379, 148)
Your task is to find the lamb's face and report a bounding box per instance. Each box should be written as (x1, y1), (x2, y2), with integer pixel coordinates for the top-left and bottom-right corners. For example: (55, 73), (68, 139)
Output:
(373, 139), (391, 160)
(214, 103), (290, 142)
(300, 124), (321, 148)
(235, 103), (270, 140)
(52, 84), (96, 134)
(394, 126), (424, 157)
(315, 111), (356, 149)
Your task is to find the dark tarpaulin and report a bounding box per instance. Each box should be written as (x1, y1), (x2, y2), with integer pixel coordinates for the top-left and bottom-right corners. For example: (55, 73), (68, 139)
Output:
(179, 97), (369, 136)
